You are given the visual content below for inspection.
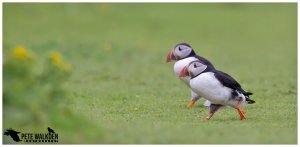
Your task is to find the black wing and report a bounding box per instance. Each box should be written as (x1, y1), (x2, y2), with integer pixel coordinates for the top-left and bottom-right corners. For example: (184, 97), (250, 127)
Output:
(214, 70), (252, 96)
(215, 71), (255, 104)
(194, 55), (215, 69)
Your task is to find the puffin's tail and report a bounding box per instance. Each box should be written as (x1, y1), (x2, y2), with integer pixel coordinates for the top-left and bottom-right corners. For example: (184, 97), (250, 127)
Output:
(244, 92), (253, 96)
(246, 97), (255, 104)
(235, 89), (255, 104)
(244, 91), (255, 104)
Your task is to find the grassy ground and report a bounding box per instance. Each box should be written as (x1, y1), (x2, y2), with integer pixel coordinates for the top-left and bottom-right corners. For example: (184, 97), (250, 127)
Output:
(3, 3), (297, 144)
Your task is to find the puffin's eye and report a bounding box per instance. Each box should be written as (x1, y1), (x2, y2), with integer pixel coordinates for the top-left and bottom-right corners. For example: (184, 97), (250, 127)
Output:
(178, 47), (182, 51)
(194, 64), (197, 68)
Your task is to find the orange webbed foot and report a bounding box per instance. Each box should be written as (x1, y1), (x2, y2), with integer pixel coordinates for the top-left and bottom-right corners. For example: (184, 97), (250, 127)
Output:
(236, 100), (246, 120)
(187, 100), (196, 108)
(202, 118), (209, 122)
(237, 108), (246, 120)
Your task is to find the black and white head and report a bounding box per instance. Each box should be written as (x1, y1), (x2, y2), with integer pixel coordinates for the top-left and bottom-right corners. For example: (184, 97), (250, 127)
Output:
(179, 61), (207, 78)
(166, 43), (196, 62)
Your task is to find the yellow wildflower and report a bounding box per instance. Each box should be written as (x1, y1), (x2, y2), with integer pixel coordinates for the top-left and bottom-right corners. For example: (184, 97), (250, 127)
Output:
(50, 51), (63, 65)
(49, 51), (72, 72)
(12, 46), (31, 59)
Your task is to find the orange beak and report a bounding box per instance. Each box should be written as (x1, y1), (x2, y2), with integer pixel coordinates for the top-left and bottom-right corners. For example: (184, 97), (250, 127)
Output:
(179, 66), (189, 77)
(166, 50), (176, 62)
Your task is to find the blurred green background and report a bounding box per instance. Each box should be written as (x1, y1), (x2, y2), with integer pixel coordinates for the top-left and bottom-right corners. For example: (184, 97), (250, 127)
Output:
(3, 3), (297, 144)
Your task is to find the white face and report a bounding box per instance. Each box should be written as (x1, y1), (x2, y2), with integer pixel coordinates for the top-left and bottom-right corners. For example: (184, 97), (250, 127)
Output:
(187, 61), (207, 77)
(173, 44), (192, 60)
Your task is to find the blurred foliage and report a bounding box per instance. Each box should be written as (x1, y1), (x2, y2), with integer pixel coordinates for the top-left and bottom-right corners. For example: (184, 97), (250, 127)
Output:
(3, 46), (102, 144)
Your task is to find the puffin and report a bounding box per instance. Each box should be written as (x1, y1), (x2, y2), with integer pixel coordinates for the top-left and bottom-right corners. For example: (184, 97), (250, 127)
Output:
(179, 60), (255, 121)
(166, 43), (215, 108)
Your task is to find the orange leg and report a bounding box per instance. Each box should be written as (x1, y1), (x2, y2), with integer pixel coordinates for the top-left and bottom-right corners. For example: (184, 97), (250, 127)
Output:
(187, 99), (196, 108)
(203, 112), (214, 122)
(202, 104), (223, 122)
(236, 100), (246, 120)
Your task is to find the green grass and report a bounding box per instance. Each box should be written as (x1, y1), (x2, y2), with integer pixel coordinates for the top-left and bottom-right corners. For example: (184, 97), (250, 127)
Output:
(3, 3), (297, 144)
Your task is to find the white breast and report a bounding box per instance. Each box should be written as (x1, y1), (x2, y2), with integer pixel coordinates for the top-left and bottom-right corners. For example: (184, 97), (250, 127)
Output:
(173, 57), (198, 86)
(190, 72), (232, 105)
